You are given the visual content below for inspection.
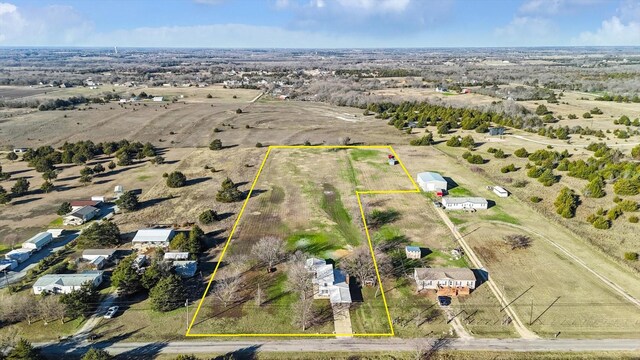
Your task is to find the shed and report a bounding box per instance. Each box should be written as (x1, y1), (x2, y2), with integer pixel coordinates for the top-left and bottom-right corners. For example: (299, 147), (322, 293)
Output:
(164, 252), (189, 261)
(493, 186), (509, 198)
(416, 172), (448, 192)
(405, 246), (422, 259)
(82, 249), (117, 262)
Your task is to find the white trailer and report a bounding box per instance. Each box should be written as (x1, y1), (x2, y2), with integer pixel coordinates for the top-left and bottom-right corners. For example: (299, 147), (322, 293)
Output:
(5, 248), (32, 263)
(22, 232), (53, 251)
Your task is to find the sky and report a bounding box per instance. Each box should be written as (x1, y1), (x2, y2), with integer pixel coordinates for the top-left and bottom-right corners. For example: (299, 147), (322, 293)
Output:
(0, 0), (639, 48)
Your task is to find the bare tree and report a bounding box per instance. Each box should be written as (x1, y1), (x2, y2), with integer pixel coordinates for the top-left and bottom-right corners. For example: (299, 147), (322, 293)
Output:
(211, 274), (242, 308)
(255, 284), (264, 307)
(292, 295), (315, 331)
(13, 295), (38, 325)
(250, 236), (286, 271)
(340, 246), (391, 286)
(286, 260), (313, 298)
(503, 234), (532, 250)
(38, 295), (65, 325)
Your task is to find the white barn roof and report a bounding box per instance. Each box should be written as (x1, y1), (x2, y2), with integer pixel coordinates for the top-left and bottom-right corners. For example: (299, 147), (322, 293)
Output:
(132, 229), (174, 243)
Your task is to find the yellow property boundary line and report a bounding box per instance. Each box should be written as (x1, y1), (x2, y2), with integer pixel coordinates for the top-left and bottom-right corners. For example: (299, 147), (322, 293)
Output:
(186, 145), (421, 337)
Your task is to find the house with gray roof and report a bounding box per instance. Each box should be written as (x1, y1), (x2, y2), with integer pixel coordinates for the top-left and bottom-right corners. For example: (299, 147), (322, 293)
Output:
(414, 267), (476, 296)
(33, 271), (103, 295)
(173, 260), (197, 278)
(305, 258), (351, 304)
(63, 206), (100, 226)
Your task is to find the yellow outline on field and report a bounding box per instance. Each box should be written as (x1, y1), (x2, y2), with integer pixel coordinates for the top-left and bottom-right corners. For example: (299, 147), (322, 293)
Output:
(186, 145), (421, 337)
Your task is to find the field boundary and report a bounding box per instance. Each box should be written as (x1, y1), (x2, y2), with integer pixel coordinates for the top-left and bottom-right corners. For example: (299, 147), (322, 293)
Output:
(186, 145), (421, 337)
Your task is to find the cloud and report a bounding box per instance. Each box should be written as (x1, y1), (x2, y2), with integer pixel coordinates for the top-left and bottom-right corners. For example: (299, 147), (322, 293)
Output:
(494, 16), (557, 45)
(519, 0), (604, 15)
(274, 0), (452, 36)
(0, 2), (92, 45)
(574, 16), (640, 45)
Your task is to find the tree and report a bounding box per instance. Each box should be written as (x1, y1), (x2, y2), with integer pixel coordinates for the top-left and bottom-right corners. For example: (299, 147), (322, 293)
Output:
(166, 171), (187, 188)
(199, 209), (219, 224)
(583, 112), (592, 119)
(409, 132), (433, 146)
(188, 225), (204, 254)
(117, 152), (132, 166)
(535, 104), (549, 116)
(81, 348), (112, 360)
(10, 178), (29, 197)
(251, 236), (286, 271)
(494, 149), (506, 158)
(340, 246), (388, 286)
(6, 152), (18, 161)
(12, 295), (38, 325)
(42, 169), (57, 181)
(115, 191), (139, 211)
(111, 254), (142, 295)
(151, 155), (165, 165)
(631, 145), (640, 160)
(6, 339), (40, 360)
(141, 259), (172, 290)
(216, 178), (244, 203)
(537, 169), (558, 186)
(60, 282), (99, 319)
(0, 186), (10, 204)
(93, 163), (105, 175)
(211, 273), (241, 308)
(235, 108), (242, 114)
(554, 187), (579, 219)
(76, 221), (121, 249)
(57, 202), (72, 215)
(209, 139), (223, 150)
(445, 136), (460, 147)
(107, 161), (116, 170)
(460, 135), (475, 148)
(149, 274), (185, 312)
(80, 167), (94, 177)
(583, 177), (605, 198)
(37, 295), (66, 325)
(40, 181), (55, 193)
(79, 174), (93, 186)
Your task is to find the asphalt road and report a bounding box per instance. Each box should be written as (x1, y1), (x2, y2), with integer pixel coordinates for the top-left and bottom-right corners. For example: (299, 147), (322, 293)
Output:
(36, 338), (640, 357)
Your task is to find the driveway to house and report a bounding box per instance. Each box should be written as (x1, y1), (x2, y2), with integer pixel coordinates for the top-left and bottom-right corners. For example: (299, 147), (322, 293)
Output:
(72, 290), (119, 341)
(442, 306), (472, 340)
(433, 205), (539, 339)
(332, 304), (353, 336)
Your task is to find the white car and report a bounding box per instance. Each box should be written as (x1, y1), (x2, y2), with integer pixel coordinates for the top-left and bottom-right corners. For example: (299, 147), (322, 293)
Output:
(103, 306), (119, 319)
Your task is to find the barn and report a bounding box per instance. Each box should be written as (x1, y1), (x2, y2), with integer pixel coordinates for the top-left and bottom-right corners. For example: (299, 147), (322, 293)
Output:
(416, 172), (448, 192)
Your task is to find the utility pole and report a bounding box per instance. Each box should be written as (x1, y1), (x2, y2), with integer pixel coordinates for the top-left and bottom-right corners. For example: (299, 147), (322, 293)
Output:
(185, 299), (189, 331)
(529, 299), (533, 326)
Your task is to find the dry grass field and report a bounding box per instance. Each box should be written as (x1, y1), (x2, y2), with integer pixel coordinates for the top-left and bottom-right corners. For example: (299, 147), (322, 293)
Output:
(394, 144), (640, 338)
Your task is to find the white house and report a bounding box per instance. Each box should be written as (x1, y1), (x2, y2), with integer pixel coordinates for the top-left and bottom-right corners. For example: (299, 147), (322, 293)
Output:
(33, 271), (103, 295)
(441, 197), (488, 210)
(414, 267), (476, 296)
(22, 232), (52, 251)
(132, 229), (175, 249)
(63, 206), (99, 226)
(416, 172), (448, 192)
(493, 186), (509, 198)
(305, 258), (351, 304)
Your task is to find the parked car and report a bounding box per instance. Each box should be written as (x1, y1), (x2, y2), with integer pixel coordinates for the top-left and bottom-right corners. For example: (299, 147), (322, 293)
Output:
(437, 296), (451, 307)
(103, 306), (119, 319)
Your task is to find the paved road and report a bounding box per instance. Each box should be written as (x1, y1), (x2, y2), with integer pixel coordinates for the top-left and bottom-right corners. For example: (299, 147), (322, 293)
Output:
(433, 205), (539, 339)
(36, 338), (640, 356)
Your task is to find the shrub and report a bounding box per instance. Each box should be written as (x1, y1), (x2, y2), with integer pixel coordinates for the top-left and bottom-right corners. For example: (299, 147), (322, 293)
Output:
(583, 177), (605, 198)
(446, 137), (461, 147)
(512, 180), (528, 188)
(209, 139), (223, 150)
(213, 127), (222, 133)
(255, 142), (263, 148)
(567, 114), (578, 119)
(6, 152), (18, 161)
(590, 107), (603, 115)
(624, 252), (639, 261)
(607, 207), (623, 221)
(592, 216), (611, 229)
(166, 171), (187, 188)
(554, 187), (579, 219)
(57, 201), (72, 215)
(199, 209), (219, 224)
(461, 151), (472, 159)
(538, 169), (558, 186)
(629, 216), (639, 223)
(514, 148), (529, 158)
(583, 112), (592, 119)
(487, 147), (497, 154)
(613, 178), (639, 196)
(618, 200), (638, 212)
(527, 166), (544, 178)
(501, 164), (517, 173)
(530, 196), (542, 203)
(494, 149), (507, 158)
(467, 154), (484, 164)
(409, 132), (434, 146)
(235, 108), (242, 114)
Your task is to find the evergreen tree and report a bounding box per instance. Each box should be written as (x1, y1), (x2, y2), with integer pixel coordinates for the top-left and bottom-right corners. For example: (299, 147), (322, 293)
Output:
(111, 254), (142, 295)
(6, 339), (41, 360)
(11, 178), (30, 197)
(60, 282), (99, 319)
(166, 171), (187, 188)
(583, 177), (605, 198)
(149, 275), (185, 312)
(0, 186), (10, 204)
(57, 201), (72, 215)
(554, 187), (579, 219)
(76, 221), (121, 249)
(82, 348), (112, 360)
(115, 191), (139, 211)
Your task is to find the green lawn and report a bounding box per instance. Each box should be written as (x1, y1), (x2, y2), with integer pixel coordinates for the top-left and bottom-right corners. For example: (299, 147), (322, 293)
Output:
(349, 149), (380, 161)
(0, 316), (85, 342)
(448, 186), (474, 196)
(350, 286), (392, 334)
(286, 231), (343, 258)
(320, 184), (363, 246)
